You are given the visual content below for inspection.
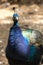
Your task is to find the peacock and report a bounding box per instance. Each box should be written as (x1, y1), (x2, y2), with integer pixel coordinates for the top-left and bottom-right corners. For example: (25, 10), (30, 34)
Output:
(5, 13), (43, 65)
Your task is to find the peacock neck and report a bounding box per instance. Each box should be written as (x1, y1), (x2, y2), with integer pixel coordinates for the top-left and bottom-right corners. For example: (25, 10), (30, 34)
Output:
(13, 20), (19, 27)
(16, 22), (19, 26)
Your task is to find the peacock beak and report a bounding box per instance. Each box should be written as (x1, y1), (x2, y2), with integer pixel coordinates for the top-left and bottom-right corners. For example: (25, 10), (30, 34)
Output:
(16, 17), (19, 21)
(13, 16), (19, 22)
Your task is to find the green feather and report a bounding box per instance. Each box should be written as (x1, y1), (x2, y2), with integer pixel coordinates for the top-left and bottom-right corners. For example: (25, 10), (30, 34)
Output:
(22, 30), (32, 42)
(22, 29), (42, 44)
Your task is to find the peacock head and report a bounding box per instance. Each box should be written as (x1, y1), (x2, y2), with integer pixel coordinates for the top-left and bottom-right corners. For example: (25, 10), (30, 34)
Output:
(13, 13), (19, 25)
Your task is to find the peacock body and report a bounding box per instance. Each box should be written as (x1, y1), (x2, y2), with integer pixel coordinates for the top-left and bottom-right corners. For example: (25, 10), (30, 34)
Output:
(5, 13), (43, 65)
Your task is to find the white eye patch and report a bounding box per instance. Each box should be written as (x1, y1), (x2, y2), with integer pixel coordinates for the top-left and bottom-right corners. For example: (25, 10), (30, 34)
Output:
(16, 17), (19, 20)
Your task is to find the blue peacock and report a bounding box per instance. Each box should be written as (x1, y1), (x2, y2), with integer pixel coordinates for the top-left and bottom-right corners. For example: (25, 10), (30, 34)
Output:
(5, 13), (43, 65)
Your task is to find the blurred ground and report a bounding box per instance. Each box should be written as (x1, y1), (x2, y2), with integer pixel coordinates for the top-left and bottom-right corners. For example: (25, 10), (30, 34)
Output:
(0, 3), (43, 65)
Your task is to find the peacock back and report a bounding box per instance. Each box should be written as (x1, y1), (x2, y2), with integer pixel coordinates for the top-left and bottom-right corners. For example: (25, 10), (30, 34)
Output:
(22, 28), (42, 44)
